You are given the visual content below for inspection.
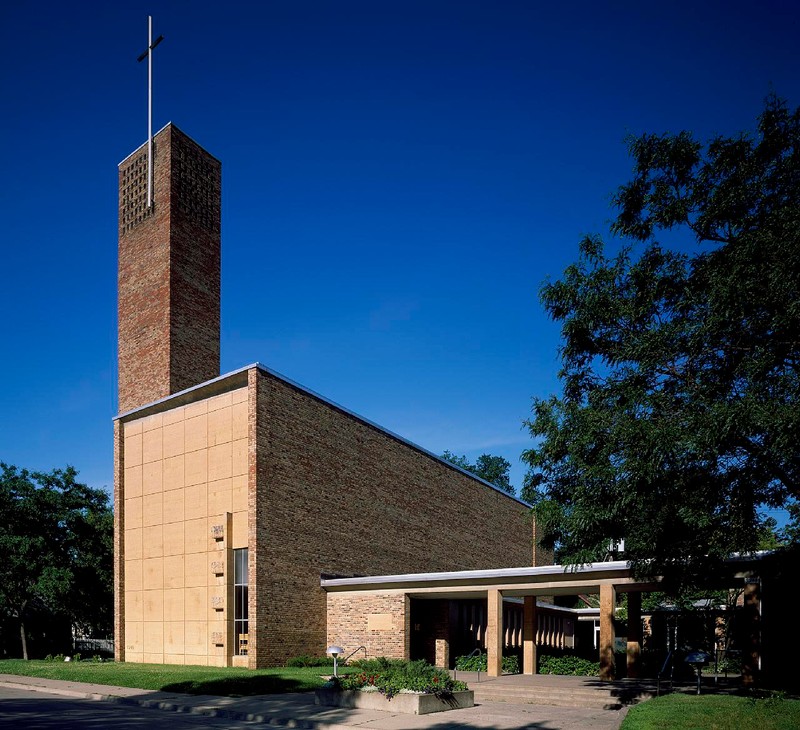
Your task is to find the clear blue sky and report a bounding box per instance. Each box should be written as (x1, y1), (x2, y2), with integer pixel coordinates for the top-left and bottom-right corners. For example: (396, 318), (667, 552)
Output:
(2, 1), (798, 502)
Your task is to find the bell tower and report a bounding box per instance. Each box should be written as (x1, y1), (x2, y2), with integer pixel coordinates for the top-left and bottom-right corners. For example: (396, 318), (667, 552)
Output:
(117, 123), (221, 413)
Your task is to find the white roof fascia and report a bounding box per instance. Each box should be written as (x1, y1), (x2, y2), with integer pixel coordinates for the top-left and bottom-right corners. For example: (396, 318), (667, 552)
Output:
(320, 561), (632, 589)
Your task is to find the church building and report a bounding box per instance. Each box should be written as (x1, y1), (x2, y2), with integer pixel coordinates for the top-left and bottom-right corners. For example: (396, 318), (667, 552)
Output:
(113, 123), (544, 668)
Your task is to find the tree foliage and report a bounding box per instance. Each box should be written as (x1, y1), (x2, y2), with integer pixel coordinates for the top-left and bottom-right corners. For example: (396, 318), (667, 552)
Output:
(522, 96), (800, 587)
(0, 463), (113, 658)
(441, 451), (515, 494)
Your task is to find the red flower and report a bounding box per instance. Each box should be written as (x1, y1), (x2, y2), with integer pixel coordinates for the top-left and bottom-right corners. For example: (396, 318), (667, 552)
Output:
(433, 677), (439, 683)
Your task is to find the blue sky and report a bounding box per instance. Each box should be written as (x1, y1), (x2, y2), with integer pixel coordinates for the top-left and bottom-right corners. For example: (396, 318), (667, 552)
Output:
(1, 1), (799, 503)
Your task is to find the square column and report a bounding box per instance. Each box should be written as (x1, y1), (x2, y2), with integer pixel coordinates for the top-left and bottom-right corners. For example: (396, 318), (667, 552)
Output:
(626, 591), (642, 678)
(487, 589), (504, 677)
(523, 595), (537, 674)
(599, 583), (616, 680)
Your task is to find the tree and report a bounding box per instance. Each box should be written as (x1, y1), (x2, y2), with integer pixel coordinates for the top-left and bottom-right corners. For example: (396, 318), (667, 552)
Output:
(442, 451), (514, 494)
(522, 96), (800, 588)
(0, 463), (113, 659)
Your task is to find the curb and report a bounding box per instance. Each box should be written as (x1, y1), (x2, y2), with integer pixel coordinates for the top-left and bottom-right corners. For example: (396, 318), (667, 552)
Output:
(0, 681), (327, 728)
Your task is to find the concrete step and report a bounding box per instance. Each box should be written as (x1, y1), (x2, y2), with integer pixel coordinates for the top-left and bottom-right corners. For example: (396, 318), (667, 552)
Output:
(471, 681), (654, 710)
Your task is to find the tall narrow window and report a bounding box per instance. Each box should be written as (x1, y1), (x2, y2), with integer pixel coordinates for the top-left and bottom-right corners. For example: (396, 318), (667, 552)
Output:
(234, 548), (249, 655)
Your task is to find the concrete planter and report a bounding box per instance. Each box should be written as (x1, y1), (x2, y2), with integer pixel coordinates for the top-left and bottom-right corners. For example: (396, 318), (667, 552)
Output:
(314, 688), (474, 715)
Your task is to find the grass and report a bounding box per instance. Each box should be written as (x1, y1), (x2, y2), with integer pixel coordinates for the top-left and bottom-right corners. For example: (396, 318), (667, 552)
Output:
(621, 693), (800, 730)
(0, 659), (358, 696)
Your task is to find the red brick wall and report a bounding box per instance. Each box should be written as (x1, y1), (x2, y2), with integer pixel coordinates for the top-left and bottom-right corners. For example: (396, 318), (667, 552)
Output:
(253, 367), (534, 666)
(117, 124), (220, 414)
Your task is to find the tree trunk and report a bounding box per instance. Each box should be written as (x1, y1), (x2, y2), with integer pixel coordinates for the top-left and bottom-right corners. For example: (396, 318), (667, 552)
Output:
(19, 600), (28, 660)
(20, 619), (28, 660)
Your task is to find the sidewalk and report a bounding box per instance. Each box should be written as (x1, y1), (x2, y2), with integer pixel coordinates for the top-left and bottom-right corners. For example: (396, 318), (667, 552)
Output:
(0, 674), (627, 729)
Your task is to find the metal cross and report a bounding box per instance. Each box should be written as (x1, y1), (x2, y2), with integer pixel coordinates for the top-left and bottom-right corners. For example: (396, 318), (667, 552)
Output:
(137, 16), (164, 209)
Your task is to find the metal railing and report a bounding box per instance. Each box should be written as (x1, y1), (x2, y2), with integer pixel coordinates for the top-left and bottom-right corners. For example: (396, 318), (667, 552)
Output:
(657, 651), (674, 696)
(344, 645), (367, 664)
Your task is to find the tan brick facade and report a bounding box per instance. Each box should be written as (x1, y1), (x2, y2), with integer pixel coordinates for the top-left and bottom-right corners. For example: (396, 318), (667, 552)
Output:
(117, 385), (248, 665)
(117, 124), (221, 414)
(115, 366), (537, 667)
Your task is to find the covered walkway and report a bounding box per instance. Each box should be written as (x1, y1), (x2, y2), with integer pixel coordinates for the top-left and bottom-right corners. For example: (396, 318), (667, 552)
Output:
(322, 557), (765, 683)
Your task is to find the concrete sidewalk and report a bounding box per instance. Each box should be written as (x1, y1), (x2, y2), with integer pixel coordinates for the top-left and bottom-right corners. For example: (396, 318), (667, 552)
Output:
(0, 674), (627, 729)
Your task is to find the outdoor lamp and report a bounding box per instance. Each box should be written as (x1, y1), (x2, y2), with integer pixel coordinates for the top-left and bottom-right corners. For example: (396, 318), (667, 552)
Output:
(326, 645), (344, 678)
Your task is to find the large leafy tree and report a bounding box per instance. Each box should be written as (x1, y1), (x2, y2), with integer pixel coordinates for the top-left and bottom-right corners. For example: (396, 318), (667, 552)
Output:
(442, 451), (515, 495)
(522, 96), (799, 588)
(0, 463), (113, 658)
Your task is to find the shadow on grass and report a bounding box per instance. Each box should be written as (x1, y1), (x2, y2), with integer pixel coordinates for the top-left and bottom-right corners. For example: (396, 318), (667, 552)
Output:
(161, 675), (308, 696)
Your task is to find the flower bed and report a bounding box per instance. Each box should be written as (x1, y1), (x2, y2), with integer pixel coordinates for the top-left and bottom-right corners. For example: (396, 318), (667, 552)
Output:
(314, 658), (473, 715)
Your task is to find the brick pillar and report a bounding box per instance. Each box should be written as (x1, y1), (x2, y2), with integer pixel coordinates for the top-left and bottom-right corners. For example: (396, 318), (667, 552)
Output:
(523, 595), (537, 675)
(627, 591), (642, 679)
(432, 599), (451, 668)
(403, 595), (412, 660)
(742, 579), (761, 686)
(487, 589), (504, 677)
(599, 583), (616, 681)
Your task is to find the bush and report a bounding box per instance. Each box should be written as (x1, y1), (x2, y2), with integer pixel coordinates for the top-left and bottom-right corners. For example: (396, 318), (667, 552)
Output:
(454, 652), (519, 674)
(538, 654), (599, 676)
(286, 655), (335, 668)
(349, 656), (406, 672)
(333, 658), (467, 700)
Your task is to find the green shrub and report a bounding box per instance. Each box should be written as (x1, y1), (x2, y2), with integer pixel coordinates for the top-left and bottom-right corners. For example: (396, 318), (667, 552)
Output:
(503, 655), (520, 674)
(333, 658), (467, 700)
(454, 653), (519, 674)
(286, 655), (335, 668)
(349, 656), (406, 672)
(538, 654), (599, 676)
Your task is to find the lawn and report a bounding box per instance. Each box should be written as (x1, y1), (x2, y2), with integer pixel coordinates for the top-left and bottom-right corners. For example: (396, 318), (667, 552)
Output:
(0, 659), (357, 696)
(622, 693), (800, 730)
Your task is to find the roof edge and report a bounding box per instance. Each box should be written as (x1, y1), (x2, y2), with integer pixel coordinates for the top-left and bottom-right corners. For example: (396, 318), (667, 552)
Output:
(252, 362), (532, 507)
(114, 360), (531, 507)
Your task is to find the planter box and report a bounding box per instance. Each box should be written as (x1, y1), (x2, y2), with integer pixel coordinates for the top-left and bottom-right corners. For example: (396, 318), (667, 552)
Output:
(314, 688), (474, 715)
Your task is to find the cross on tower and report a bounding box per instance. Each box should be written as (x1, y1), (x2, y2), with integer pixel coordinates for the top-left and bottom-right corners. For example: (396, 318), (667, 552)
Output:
(137, 16), (164, 209)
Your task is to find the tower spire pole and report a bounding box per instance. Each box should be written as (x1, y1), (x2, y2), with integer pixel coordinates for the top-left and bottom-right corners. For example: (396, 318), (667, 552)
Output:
(137, 16), (164, 209)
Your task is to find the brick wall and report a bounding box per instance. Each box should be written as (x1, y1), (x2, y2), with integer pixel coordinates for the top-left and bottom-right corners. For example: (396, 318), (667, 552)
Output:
(326, 593), (410, 661)
(117, 124), (221, 414)
(254, 367), (534, 666)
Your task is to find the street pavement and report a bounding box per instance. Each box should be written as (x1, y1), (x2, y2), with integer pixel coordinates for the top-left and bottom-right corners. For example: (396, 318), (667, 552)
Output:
(0, 675), (627, 730)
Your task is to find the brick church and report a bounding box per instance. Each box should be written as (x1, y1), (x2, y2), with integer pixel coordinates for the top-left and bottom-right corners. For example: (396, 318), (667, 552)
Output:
(114, 123), (543, 668)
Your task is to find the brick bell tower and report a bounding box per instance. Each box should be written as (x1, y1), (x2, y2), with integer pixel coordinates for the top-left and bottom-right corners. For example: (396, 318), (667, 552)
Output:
(117, 123), (221, 413)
